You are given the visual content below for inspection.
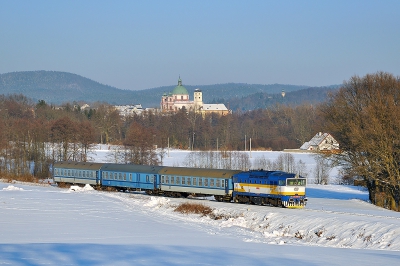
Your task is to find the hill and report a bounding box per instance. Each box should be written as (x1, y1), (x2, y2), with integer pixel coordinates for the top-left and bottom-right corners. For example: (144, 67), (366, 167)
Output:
(219, 86), (338, 111)
(0, 71), (338, 109)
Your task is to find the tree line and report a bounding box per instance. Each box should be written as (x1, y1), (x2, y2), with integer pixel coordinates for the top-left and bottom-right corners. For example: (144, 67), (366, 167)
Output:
(0, 94), (323, 176)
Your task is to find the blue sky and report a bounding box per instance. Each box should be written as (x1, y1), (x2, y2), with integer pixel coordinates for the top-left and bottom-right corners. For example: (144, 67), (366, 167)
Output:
(1, 0), (399, 90)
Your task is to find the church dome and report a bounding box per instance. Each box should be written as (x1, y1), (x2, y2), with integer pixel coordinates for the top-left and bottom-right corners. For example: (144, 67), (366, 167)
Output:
(172, 77), (189, 95)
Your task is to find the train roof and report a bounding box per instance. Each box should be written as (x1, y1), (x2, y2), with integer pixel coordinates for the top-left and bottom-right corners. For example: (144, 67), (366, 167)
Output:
(54, 161), (105, 170)
(101, 163), (164, 174)
(159, 167), (242, 178)
(234, 170), (300, 178)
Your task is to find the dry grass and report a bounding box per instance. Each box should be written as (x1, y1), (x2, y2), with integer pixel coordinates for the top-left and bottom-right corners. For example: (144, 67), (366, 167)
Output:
(174, 202), (240, 221)
(174, 202), (213, 216)
(3, 173), (40, 183)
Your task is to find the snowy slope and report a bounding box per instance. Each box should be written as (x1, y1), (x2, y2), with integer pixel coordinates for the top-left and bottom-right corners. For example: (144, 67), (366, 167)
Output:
(1, 147), (400, 265)
(1, 182), (400, 265)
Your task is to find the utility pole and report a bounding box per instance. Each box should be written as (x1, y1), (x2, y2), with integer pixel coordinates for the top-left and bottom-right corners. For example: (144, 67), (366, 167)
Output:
(250, 138), (252, 158)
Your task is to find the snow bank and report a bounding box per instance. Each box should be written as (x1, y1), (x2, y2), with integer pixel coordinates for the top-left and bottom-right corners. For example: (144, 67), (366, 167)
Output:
(97, 186), (400, 251)
(144, 196), (171, 209)
(68, 184), (94, 192)
(2, 185), (24, 191)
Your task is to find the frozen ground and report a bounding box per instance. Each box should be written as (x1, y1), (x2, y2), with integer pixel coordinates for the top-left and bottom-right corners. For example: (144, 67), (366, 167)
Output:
(1, 147), (400, 265)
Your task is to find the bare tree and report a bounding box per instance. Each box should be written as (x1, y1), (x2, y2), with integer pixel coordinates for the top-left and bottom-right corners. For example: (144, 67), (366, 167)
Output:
(312, 155), (331, 185)
(123, 122), (159, 165)
(320, 72), (400, 210)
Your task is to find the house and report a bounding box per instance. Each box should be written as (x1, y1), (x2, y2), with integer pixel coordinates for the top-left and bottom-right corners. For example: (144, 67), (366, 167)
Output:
(300, 132), (339, 151)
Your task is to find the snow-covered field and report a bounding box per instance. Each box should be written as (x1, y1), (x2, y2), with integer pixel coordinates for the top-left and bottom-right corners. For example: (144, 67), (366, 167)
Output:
(1, 147), (400, 265)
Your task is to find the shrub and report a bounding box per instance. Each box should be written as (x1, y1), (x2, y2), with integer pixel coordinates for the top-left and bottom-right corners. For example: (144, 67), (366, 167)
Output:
(174, 202), (213, 216)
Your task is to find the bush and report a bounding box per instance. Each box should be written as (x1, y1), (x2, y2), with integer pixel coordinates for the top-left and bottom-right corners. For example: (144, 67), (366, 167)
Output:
(174, 202), (213, 216)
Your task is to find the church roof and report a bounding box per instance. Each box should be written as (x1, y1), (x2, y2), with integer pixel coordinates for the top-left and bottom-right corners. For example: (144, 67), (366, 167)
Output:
(172, 77), (189, 95)
(202, 104), (228, 111)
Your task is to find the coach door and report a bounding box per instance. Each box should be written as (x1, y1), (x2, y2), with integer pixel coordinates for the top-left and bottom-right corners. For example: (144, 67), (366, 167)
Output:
(225, 179), (229, 194)
(153, 175), (158, 190)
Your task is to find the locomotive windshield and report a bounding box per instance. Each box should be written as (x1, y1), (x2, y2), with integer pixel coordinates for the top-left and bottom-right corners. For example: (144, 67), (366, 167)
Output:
(286, 178), (306, 186)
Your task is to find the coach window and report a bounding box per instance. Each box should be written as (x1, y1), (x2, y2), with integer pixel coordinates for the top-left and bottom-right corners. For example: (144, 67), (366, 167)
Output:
(171, 176), (175, 184)
(151, 175), (154, 182)
(113, 173), (116, 180)
(192, 177), (196, 186)
(123, 173), (126, 181)
(210, 179), (215, 187)
(205, 179), (209, 187)
(146, 175), (150, 182)
(216, 179), (220, 187)
(166, 176), (169, 184)
(187, 177), (191, 186)
(199, 178), (203, 186)
(176, 176), (180, 184)
(161, 175), (164, 183)
(182, 177), (186, 185)
(129, 174), (132, 181)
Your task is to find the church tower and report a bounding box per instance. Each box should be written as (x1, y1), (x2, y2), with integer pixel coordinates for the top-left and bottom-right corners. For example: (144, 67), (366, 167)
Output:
(194, 88), (203, 111)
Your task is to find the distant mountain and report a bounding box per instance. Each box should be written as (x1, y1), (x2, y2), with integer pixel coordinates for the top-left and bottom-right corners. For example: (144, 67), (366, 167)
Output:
(220, 86), (339, 111)
(0, 71), (138, 105)
(0, 71), (339, 110)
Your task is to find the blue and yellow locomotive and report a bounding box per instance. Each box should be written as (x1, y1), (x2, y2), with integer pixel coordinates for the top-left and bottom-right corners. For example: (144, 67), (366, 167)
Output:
(233, 170), (307, 208)
(53, 162), (307, 208)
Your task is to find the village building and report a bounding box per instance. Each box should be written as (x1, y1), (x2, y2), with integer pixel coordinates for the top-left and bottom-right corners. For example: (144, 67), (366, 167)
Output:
(114, 104), (144, 117)
(300, 132), (340, 151)
(160, 77), (229, 116)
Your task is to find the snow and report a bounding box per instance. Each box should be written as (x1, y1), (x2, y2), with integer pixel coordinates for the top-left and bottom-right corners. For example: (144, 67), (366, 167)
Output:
(1, 147), (400, 265)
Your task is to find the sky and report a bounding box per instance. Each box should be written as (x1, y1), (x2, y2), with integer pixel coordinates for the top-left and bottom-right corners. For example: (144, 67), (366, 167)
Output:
(1, 0), (399, 90)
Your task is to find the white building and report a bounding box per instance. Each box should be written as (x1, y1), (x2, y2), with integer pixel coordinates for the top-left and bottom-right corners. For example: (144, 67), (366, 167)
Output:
(161, 77), (229, 115)
(114, 104), (144, 117)
(300, 132), (339, 151)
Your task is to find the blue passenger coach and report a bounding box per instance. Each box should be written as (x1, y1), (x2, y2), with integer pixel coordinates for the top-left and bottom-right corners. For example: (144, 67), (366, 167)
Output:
(53, 161), (104, 186)
(100, 164), (164, 192)
(158, 167), (241, 201)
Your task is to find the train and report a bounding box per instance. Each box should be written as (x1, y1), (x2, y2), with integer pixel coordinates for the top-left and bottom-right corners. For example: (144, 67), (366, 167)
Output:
(53, 161), (307, 208)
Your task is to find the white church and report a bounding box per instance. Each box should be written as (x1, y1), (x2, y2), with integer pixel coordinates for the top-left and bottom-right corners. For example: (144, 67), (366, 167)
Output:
(160, 77), (230, 116)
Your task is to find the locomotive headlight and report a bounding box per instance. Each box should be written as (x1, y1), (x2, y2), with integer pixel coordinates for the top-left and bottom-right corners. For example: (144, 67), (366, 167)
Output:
(294, 187), (299, 191)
